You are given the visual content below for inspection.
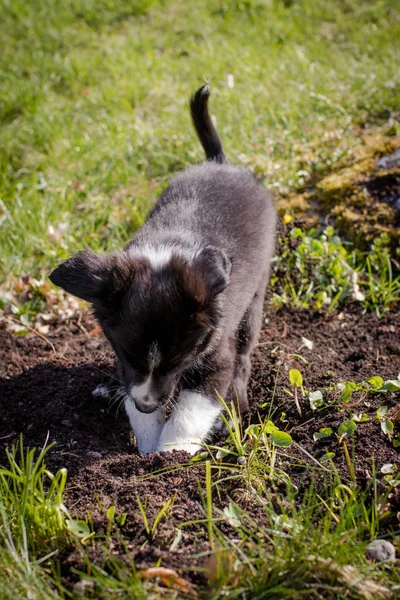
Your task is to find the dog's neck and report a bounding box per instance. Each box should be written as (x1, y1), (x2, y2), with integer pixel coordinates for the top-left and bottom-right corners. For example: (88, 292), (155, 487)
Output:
(126, 241), (200, 271)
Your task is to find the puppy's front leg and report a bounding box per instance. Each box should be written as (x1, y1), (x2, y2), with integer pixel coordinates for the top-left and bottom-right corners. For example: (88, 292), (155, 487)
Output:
(157, 390), (222, 455)
(124, 399), (165, 455)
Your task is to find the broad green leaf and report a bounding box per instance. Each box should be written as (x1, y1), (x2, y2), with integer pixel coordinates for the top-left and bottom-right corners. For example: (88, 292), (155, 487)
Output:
(381, 419), (394, 436)
(289, 369), (303, 388)
(116, 512), (127, 526)
(245, 425), (261, 439)
(380, 463), (396, 474)
(320, 452), (335, 463)
(351, 413), (369, 423)
(367, 376), (384, 388)
(309, 390), (323, 410)
(66, 519), (91, 537)
(376, 406), (388, 418)
(313, 427), (333, 441)
(383, 380), (400, 392)
(191, 451), (208, 462)
(106, 506), (115, 520)
(12, 328), (29, 336)
(223, 503), (241, 528)
(338, 420), (357, 437)
(270, 431), (293, 447)
(262, 420), (279, 434)
(339, 384), (352, 403)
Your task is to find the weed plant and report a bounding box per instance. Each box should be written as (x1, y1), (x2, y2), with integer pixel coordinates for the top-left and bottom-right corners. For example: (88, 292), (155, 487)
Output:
(270, 227), (400, 314)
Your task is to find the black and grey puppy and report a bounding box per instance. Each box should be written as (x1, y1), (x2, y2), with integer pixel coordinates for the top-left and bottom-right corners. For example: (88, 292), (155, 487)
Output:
(50, 85), (276, 455)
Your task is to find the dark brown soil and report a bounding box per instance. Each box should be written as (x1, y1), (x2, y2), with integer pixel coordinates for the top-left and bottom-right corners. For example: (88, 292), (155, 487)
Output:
(1, 304), (400, 584)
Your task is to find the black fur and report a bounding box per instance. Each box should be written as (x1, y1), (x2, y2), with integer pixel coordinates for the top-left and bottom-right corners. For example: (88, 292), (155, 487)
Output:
(190, 84), (226, 164)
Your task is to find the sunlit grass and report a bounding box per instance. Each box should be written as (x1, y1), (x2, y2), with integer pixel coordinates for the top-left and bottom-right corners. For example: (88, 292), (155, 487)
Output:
(1, 0), (399, 280)
(0, 423), (399, 598)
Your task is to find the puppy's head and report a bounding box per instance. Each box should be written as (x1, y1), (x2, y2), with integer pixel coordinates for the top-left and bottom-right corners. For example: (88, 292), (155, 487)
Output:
(50, 246), (231, 413)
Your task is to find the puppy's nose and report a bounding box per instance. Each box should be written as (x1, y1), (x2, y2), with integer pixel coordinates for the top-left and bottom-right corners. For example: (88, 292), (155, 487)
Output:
(134, 396), (159, 414)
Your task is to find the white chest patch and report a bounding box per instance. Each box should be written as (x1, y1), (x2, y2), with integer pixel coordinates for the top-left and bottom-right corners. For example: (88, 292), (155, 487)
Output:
(148, 341), (162, 371)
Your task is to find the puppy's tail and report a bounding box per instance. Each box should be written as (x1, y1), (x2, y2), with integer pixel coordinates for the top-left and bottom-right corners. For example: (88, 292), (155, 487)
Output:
(190, 85), (226, 164)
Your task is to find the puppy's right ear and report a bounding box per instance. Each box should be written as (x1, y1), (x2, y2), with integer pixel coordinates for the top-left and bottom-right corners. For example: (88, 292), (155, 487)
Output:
(49, 251), (111, 305)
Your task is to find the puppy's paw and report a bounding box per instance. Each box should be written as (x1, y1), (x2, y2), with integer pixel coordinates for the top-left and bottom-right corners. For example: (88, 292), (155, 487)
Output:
(157, 440), (201, 455)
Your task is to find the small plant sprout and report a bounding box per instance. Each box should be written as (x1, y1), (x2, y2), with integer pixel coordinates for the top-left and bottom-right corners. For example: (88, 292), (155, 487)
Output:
(376, 406), (394, 442)
(136, 494), (176, 542)
(337, 421), (357, 482)
(215, 391), (246, 457)
(379, 463), (399, 488)
(245, 420), (292, 478)
(288, 369), (304, 415)
(309, 390), (324, 411)
(106, 506), (127, 541)
(313, 427), (333, 441)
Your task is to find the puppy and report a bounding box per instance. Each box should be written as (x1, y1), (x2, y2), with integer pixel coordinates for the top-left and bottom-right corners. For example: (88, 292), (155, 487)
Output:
(50, 85), (276, 455)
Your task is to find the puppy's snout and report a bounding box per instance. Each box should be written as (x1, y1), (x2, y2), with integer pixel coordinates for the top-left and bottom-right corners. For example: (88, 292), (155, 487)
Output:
(134, 395), (159, 414)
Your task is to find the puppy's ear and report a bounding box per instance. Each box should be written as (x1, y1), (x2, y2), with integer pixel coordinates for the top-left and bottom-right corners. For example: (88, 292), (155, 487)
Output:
(195, 246), (232, 297)
(49, 251), (113, 305)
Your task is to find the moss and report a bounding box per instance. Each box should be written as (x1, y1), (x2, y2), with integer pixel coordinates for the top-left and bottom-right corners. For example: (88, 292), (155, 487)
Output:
(279, 128), (400, 250)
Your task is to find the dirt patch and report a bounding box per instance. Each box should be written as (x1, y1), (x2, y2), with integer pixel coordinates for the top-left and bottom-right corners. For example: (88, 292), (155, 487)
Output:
(1, 304), (400, 584)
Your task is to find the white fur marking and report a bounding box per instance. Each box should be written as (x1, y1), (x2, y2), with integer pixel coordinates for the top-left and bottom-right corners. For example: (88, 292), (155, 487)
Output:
(129, 244), (173, 269)
(157, 391), (222, 454)
(125, 398), (165, 455)
(148, 341), (162, 371)
(130, 376), (151, 402)
(128, 243), (198, 271)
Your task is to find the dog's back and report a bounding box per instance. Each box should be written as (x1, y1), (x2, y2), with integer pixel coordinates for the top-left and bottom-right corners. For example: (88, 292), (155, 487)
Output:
(129, 86), (276, 325)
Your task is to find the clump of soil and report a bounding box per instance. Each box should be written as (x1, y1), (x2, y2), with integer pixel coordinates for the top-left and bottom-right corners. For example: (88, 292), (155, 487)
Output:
(1, 302), (399, 582)
(279, 129), (400, 249)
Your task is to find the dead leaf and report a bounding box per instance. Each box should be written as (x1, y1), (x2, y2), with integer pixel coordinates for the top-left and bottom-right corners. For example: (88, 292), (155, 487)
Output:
(309, 556), (392, 599)
(138, 567), (194, 594)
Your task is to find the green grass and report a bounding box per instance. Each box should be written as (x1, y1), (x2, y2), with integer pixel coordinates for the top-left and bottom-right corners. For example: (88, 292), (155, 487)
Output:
(1, 422), (399, 599)
(0, 546), (60, 600)
(1, 0), (399, 282)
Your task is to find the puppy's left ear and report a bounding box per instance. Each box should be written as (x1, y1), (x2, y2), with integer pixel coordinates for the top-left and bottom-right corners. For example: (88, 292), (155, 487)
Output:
(196, 246), (232, 296)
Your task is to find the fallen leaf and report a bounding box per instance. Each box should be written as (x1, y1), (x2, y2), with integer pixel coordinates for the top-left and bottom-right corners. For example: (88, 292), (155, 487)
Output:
(138, 567), (193, 594)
